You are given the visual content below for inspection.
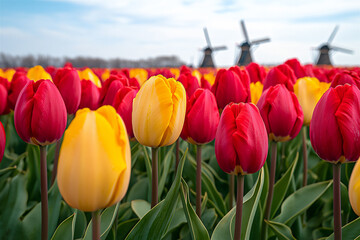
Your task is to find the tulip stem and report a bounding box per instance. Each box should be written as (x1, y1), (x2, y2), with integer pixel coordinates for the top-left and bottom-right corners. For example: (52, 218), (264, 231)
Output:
(92, 210), (101, 240)
(302, 127), (308, 187)
(196, 144), (202, 217)
(50, 139), (61, 186)
(175, 139), (180, 172)
(39, 146), (48, 240)
(151, 147), (159, 208)
(234, 174), (244, 240)
(333, 163), (342, 240)
(229, 175), (234, 210)
(261, 141), (277, 240)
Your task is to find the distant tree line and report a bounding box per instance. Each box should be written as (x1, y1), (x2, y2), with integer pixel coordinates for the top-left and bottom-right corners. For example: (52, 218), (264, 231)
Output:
(0, 53), (187, 68)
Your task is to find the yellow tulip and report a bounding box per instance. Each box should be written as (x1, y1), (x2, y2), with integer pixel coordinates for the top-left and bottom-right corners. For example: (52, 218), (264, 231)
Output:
(132, 75), (186, 148)
(170, 68), (180, 79)
(57, 105), (131, 212)
(294, 77), (330, 125)
(101, 68), (111, 82)
(349, 159), (360, 216)
(202, 72), (216, 86)
(129, 68), (148, 86)
(0, 68), (16, 82)
(77, 68), (102, 87)
(250, 81), (263, 105)
(27, 65), (52, 82)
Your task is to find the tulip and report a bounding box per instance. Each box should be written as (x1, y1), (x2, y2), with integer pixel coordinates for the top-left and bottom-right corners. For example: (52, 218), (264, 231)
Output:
(250, 81), (263, 105)
(45, 66), (57, 79)
(0, 77), (10, 115)
(129, 68), (148, 86)
(263, 64), (296, 92)
(0, 121), (5, 162)
(79, 80), (100, 110)
(78, 68), (102, 87)
(57, 105), (131, 212)
(246, 62), (266, 83)
(257, 84), (303, 142)
(132, 74), (186, 148)
(312, 67), (330, 82)
(349, 159), (360, 216)
(294, 77), (330, 125)
(215, 102), (268, 240)
(99, 75), (128, 106)
(212, 66), (251, 110)
(8, 72), (30, 110)
(53, 67), (81, 114)
(26, 65), (52, 81)
(112, 87), (138, 138)
(0, 68), (16, 82)
(202, 72), (216, 86)
(284, 58), (307, 79)
(177, 71), (200, 98)
(330, 70), (360, 89)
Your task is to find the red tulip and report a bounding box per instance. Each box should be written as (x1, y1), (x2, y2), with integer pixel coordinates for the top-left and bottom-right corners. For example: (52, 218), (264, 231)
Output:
(0, 122), (5, 161)
(200, 76), (211, 90)
(330, 70), (360, 89)
(112, 86), (138, 138)
(14, 80), (67, 145)
(129, 77), (140, 90)
(310, 84), (360, 163)
(212, 66), (251, 110)
(45, 66), (57, 79)
(8, 72), (30, 110)
(312, 67), (329, 82)
(99, 75), (128, 106)
(215, 102), (268, 174)
(177, 72), (200, 97)
(257, 84), (303, 142)
(263, 64), (296, 92)
(245, 62), (266, 83)
(53, 67), (81, 114)
(181, 89), (219, 145)
(0, 77), (10, 115)
(284, 58), (307, 79)
(79, 80), (100, 110)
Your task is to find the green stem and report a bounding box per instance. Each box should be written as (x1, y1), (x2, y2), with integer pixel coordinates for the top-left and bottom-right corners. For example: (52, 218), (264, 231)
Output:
(50, 139), (61, 185)
(151, 147), (159, 208)
(234, 174), (244, 240)
(333, 163), (342, 240)
(196, 145), (202, 217)
(40, 146), (48, 240)
(92, 210), (101, 240)
(261, 141), (277, 240)
(302, 127), (308, 187)
(229, 175), (234, 210)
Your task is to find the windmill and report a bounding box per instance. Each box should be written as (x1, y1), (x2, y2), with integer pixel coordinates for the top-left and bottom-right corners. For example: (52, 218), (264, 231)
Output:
(199, 28), (227, 68)
(236, 20), (270, 66)
(315, 25), (353, 65)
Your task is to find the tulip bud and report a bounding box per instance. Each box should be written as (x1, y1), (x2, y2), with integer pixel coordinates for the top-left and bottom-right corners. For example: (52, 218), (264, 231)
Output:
(215, 102), (268, 175)
(181, 89), (219, 145)
(263, 64), (296, 92)
(0, 77), (10, 115)
(349, 159), (360, 216)
(78, 68), (102, 88)
(14, 80), (67, 145)
(8, 72), (30, 110)
(112, 87), (138, 138)
(312, 67), (329, 83)
(246, 62), (266, 83)
(310, 84), (360, 163)
(250, 81), (263, 105)
(0, 68), (15, 82)
(0, 122), (5, 162)
(212, 66), (251, 110)
(177, 72), (200, 98)
(132, 75), (186, 148)
(57, 106), (131, 212)
(78, 80), (100, 110)
(294, 77), (330, 125)
(26, 65), (52, 82)
(257, 84), (303, 142)
(330, 70), (360, 89)
(129, 68), (148, 86)
(284, 58), (307, 79)
(53, 67), (81, 114)
(99, 75), (128, 106)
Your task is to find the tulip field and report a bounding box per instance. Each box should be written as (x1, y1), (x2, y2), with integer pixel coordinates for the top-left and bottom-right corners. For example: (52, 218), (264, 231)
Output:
(1, 59), (360, 240)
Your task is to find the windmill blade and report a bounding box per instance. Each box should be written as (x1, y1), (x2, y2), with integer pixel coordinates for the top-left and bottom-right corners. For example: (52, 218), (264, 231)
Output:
(203, 27), (212, 48)
(240, 20), (250, 42)
(251, 38), (270, 45)
(331, 45), (354, 54)
(212, 46), (227, 51)
(327, 25), (339, 44)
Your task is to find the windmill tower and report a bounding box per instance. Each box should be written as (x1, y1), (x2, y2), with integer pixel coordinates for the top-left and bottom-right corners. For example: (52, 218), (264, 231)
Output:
(315, 26), (353, 65)
(199, 28), (227, 68)
(236, 20), (270, 66)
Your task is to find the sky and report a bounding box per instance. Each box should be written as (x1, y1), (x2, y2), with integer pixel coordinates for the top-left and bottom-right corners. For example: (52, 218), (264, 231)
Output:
(1, 0), (359, 67)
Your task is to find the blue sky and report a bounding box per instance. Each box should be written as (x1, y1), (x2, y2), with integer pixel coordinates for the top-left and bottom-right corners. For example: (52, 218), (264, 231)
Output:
(1, 0), (359, 67)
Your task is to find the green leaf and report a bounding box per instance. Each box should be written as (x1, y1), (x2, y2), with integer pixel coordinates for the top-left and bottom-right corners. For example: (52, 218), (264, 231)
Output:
(271, 152), (299, 218)
(51, 214), (75, 240)
(265, 220), (295, 240)
(125, 149), (188, 240)
(126, 178), (149, 202)
(211, 168), (264, 240)
(180, 179), (210, 240)
(131, 200), (151, 219)
(158, 145), (175, 198)
(274, 180), (332, 225)
(74, 210), (87, 239)
(82, 202), (120, 240)
(325, 217), (360, 240)
(117, 219), (138, 240)
(25, 144), (41, 201)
